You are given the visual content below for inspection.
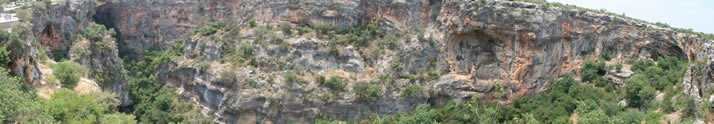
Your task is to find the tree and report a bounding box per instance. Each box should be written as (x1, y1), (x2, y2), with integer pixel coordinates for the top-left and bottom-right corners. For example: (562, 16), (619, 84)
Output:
(354, 84), (382, 102)
(15, 7), (32, 22)
(43, 89), (106, 123)
(0, 68), (53, 123)
(83, 23), (117, 49)
(248, 19), (257, 28)
(581, 59), (605, 82)
(624, 74), (646, 107)
(324, 76), (345, 90)
(53, 60), (82, 89)
(100, 113), (137, 124)
(0, 46), (10, 65)
(614, 111), (645, 124)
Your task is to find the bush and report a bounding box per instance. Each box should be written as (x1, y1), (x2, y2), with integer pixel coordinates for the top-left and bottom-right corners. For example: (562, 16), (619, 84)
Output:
(320, 93), (331, 103)
(248, 19), (257, 28)
(581, 59), (605, 82)
(239, 45), (254, 57)
(324, 76), (345, 90)
(279, 23), (292, 36)
(354, 84), (381, 102)
(197, 26), (217, 36)
(328, 44), (339, 56)
(314, 74), (326, 84)
(83, 23), (116, 43)
(600, 51), (612, 61)
(614, 111), (645, 124)
(402, 84), (421, 97)
(314, 23), (333, 38)
(220, 71), (237, 85)
(425, 71), (441, 81)
(0, 68), (53, 122)
(631, 59), (655, 72)
(283, 71), (303, 83)
(0, 46), (10, 65)
(43, 89), (121, 123)
(53, 61), (82, 89)
(400, 73), (417, 83)
(100, 113), (137, 124)
(296, 26), (309, 35)
(15, 7), (32, 22)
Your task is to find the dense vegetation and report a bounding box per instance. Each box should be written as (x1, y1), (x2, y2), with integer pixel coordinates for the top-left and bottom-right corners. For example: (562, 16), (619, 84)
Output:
(0, 66), (134, 123)
(121, 40), (212, 123)
(0, 19), (209, 123)
(317, 56), (709, 124)
(52, 60), (82, 89)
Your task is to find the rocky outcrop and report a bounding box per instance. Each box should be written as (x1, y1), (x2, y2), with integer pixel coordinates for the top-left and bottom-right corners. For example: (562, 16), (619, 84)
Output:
(31, 0), (95, 54)
(93, 0), (362, 52)
(68, 35), (131, 106)
(34, 0), (714, 123)
(31, 0), (132, 106)
(9, 24), (43, 86)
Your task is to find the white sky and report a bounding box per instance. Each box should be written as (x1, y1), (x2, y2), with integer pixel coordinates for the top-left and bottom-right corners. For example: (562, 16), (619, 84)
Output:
(548, 0), (714, 34)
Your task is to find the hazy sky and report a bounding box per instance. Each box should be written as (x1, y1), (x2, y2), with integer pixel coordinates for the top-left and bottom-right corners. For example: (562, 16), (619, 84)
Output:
(548, 0), (714, 34)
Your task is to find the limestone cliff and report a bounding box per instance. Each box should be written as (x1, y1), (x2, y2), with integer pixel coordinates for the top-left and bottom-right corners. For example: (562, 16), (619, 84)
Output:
(30, 0), (132, 106)
(30, 0), (714, 123)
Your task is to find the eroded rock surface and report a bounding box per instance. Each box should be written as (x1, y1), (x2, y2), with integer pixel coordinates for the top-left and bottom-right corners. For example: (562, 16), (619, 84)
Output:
(27, 0), (714, 123)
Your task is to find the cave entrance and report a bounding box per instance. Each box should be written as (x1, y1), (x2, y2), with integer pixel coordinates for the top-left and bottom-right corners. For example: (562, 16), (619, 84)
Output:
(38, 24), (67, 61)
(445, 30), (500, 76)
(645, 41), (687, 60)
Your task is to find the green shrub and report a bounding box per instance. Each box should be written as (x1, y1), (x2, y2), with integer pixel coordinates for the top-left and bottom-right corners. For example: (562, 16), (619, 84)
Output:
(100, 113), (137, 124)
(400, 73), (417, 83)
(283, 71), (303, 83)
(248, 19), (257, 28)
(53, 61), (82, 89)
(220, 71), (237, 85)
(43, 89), (123, 123)
(279, 23), (292, 36)
(15, 7), (32, 22)
(296, 26), (309, 35)
(581, 59), (605, 82)
(239, 45), (254, 57)
(320, 93), (331, 103)
(402, 84), (421, 97)
(0, 68), (53, 122)
(314, 23), (333, 38)
(614, 111), (645, 124)
(328, 44), (339, 55)
(227, 24), (240, 37)
(354, 84), (381, 102)
(198, 26), (218, 36)
(631, 59), (655, 72)
(0, 46), (10, 65)
(83, 23), (115, 43)
(324, 76), (345, 90)
(593, 77), (608, 87)
(314, 74), (326, 84)
(425, 71), (441, 81)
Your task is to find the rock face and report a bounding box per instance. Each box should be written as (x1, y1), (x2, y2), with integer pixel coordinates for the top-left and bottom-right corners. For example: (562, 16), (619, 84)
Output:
(31, 0), (95, 54)
(30, 0), (132, 106)
(68, 35), (132, 106)
(9, 24), (43, 86)
(33, 0), (714, 123)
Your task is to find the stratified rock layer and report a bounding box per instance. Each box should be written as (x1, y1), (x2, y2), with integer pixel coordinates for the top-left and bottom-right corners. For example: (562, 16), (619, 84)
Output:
(30, 0), (714, 123)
